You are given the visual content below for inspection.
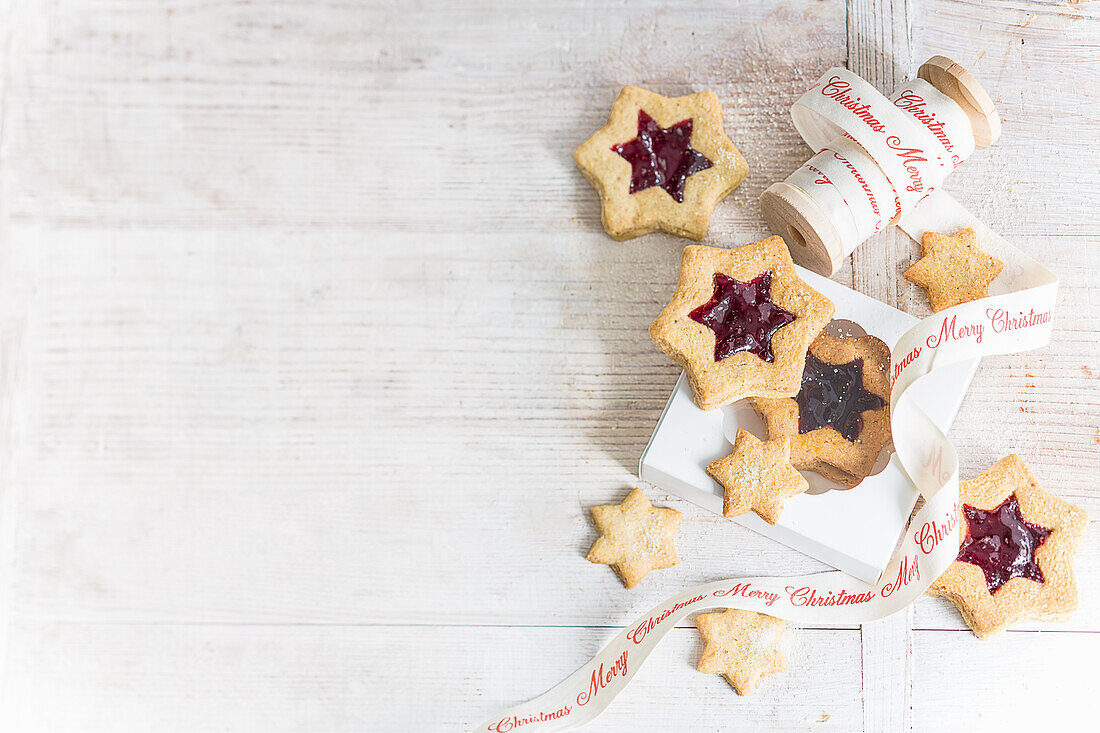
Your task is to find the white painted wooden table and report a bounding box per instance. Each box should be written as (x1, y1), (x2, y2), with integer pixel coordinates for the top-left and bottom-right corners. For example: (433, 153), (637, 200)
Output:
(0, 1), (1096, 731)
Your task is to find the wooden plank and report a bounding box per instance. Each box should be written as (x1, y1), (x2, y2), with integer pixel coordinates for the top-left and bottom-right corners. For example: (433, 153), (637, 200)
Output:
(0, 0), (26, 691)
(7, 226), (847, 626)
(843, 0), (1100, 516)
(1, 0), (844, 236)
(861, 608), (914, 731)
(911, 629), (1094, 730)
(0, 621), (864, 732)
(908, 2), (1100, 510)
(7, 224), (1100, 631)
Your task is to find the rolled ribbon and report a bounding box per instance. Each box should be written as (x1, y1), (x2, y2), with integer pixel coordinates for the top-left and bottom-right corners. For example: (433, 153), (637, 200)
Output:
(478, 59), (1057, 733)
(763, 56), (997, 275)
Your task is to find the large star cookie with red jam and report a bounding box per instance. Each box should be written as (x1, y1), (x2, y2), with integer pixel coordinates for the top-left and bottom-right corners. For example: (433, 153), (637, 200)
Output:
(928, 455), (1088, 639)
(904, 227), (1004, 312)
(751, 331), (891, 488)
(574, 86), (748, 241)
(650, 237), (834, 411)
(587, 488), (681, 589)
(695, 609), (787, 695)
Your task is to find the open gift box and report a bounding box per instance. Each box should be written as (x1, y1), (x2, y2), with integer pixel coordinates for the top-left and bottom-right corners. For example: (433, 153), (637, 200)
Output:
(639, 267), (979, 584)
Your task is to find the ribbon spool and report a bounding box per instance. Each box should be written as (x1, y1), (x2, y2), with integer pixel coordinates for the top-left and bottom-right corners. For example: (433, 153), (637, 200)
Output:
(761, 56), (1001, 276)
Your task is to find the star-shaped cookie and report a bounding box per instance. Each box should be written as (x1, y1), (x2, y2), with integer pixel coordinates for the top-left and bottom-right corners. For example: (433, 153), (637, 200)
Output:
(903, 227), (1004, 312)
(707, 430), (808, 525)
(751, 331), (891, 488)
(587, 488), (681, 589)
(695, 609), (787, 695)
(574, 86), (748, 241)
(928, 455), (1088, 639)
(650, 237), (834, 411)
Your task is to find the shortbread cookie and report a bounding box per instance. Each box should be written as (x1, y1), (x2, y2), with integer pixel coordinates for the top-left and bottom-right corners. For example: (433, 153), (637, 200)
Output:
(574, 86), (748, 241)
(904, 228), (1004, 312)
(649, 237), (834, 410)
(587, 488), (681, 589)
(695, 609), (787, 695)
(751, 331), (890, 487)
(707, 430), (808, 525)
(799, 460), (862, 491)
(928, 455), (1088, 639)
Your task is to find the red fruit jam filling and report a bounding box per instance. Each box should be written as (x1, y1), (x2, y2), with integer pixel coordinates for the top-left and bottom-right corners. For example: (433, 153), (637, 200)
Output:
(688, 271), (796, 363)
(796, 353), (886, 441)
(611, 110), (712, 203)
(957, 494), (1051, 594)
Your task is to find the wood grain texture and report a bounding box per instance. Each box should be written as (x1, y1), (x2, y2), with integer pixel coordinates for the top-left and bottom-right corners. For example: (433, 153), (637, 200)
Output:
(0, 622), (864, 732)
(911, 629), (1093, 729)
(0, 0), (1096, 731)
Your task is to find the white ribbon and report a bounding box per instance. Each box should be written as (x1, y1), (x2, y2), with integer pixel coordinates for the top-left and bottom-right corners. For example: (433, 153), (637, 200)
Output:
(789, 70), (976, 257)
(477, 67), (1057, 733)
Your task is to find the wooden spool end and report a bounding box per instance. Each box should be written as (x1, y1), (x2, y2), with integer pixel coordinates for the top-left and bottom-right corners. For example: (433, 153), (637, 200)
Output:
(918, 55), (1001, 148)
(760, 181), (846, 276)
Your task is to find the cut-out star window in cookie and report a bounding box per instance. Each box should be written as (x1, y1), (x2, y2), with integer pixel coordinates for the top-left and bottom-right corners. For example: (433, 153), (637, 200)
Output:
(796, 353), (886, 441)
(650, 237), (834, 411)
(574, 86), (748, 241)
(612, 110), (713, 202)
(689, 271), (796, 363)
(928, 455), (1088, 639)
(586, 488), (681, 589)
(904, 227), (1004, 312)
(751, 331), (891, 488)
(957, 495), (1051, 593)
(707, 430), (808, 525)
(695, 609), (787, 696)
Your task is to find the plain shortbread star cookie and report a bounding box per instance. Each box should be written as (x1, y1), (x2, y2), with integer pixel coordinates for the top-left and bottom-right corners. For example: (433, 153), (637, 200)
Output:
(927, 455), (1088, 639)
(574, 86), (748, 241)
(903, 227), (1004, 312)
(587, 488), (681, 589)
(650, 237), (834, 411)
(695, 609), (787, 695)
(707, 429), (808, 525)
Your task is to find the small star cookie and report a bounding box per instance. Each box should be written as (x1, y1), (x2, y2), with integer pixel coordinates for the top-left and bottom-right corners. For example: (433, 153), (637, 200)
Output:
(587, 488), (681, 589)
(695, 609), (787, 695)
(574, 86), (748, 241)
(751, 331), (891, 488)
(707, 430), (808, 525)
(903, 228), (1004, 312)
(649, 237), (834, 411)
(928, 455), (1088, 639)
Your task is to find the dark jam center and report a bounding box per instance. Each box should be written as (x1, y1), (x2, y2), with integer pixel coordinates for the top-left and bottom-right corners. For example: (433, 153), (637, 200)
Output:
(957, 495), (1051, 594)
(611, 109), (713, 203)
(688, 271), (796, 363)
(795, 353), (886, 441)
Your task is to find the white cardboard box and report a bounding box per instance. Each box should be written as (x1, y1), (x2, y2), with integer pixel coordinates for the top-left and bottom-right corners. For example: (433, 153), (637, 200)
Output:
(639, 267), (979, 584)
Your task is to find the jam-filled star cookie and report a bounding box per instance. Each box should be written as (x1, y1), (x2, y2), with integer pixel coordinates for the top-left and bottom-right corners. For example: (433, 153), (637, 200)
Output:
(707, 430), (808, 525)
(928, 455), (1088, 639)
(695, 609), (787, 695)
(587, 488), (681, 589)
(574, 86), (748, 241)
(751, 331), (890, 488)
(649, 237), (834, 411)
(904, 228), (1004, 312)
